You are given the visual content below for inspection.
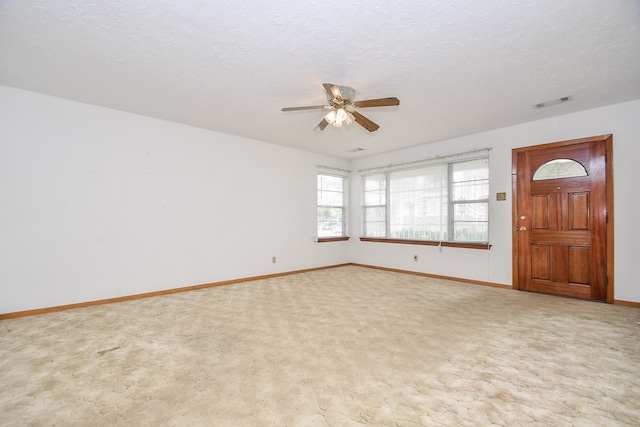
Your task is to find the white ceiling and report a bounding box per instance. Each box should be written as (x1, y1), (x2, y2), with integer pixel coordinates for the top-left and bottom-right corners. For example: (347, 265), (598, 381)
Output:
(1, 1), (639, 159)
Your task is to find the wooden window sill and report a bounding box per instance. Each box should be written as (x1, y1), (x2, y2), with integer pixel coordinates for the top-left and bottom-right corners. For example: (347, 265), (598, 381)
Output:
(317, 236), (350, 243)
(359, 237), (491, 250)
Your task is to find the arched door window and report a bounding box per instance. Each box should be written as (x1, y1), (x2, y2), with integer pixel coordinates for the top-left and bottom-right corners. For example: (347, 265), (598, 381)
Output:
(532, 158), (587, 181)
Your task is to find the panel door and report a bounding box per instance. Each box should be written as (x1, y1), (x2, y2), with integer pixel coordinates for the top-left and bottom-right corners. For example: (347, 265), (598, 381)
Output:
(513, 136), (610, 301)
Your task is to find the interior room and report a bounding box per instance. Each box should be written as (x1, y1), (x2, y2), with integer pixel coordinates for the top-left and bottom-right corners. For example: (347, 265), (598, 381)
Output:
(1, 1), (639, 425)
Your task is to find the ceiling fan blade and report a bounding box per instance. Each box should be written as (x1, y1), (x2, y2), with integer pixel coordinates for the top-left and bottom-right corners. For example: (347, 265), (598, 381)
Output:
(352, 111), (380, 132)
(281, 105), (331, 112)
(315, 118), (330, 131)
(353, 97), (400, 108)
(322, 83), (340, 101)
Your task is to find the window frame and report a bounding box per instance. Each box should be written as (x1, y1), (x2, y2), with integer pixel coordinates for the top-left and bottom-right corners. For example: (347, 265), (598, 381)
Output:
(317, 172), (349, 243)
(361, 156), (490, 249)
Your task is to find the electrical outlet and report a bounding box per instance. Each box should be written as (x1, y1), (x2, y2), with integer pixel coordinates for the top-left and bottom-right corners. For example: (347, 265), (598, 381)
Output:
(414, 255), (418, 261)
(272, 256), (276, 264)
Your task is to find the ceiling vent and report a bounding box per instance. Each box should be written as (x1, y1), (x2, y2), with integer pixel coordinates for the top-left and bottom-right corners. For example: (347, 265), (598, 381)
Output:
(533, 95), (572, 109)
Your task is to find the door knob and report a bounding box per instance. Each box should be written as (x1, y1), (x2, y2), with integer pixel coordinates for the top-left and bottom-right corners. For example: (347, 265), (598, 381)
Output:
(518, 226), (527, 231)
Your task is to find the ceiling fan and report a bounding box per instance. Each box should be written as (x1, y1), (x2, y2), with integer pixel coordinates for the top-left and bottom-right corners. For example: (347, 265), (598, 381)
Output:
(281, 83), (400, 132)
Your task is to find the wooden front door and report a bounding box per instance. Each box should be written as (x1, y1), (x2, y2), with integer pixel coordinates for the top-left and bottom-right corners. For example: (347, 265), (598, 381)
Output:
(512, 135), (613, 302)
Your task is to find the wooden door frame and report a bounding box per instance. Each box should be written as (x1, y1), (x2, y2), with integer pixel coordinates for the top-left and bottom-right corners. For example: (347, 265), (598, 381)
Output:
(511, 134), (614, 303)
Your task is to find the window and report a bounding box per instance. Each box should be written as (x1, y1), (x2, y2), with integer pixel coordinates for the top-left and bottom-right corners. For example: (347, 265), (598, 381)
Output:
(317, 173), (346, 238)
(363, 157), (489, 243)
(532, 158), (587, 180)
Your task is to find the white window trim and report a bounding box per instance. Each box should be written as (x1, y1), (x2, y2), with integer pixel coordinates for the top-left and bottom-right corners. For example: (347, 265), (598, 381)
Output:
(317, 172), (348, 241)
(361, 156), (490, 246)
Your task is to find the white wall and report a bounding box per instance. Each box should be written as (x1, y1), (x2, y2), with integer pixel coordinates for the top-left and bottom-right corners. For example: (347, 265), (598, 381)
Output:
(2, 86), (638, 314)
(349, 99), (640, 303)
(0, 86), (350, 313)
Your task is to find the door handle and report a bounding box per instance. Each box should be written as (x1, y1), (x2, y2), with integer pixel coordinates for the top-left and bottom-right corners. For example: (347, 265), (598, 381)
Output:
(518, 226), (527, 231)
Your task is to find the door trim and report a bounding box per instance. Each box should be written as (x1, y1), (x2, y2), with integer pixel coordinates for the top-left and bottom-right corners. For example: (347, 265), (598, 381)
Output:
(511, 135), (614, 303)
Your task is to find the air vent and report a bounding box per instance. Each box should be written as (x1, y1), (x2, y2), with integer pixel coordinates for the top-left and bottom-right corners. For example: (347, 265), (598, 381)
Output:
(347, 148), (366, 153)
(533, 95), (572, 109)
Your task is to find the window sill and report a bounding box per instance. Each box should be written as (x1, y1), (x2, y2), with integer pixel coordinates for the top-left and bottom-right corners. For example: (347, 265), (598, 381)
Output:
(317, 236), (350, 243)
(359, 237), (491, 250)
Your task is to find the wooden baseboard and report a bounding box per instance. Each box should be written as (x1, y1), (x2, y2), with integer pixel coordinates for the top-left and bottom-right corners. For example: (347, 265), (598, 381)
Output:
(0, 264), (350, 320)
(2, 263), (637, 319)
(352, 264), (640, 307)
(350, 263), (513, 289)
(613, 300), (640, 308)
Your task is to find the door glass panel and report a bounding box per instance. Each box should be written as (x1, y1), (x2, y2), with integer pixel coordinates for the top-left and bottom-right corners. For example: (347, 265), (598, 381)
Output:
(532, 158), (587, 181)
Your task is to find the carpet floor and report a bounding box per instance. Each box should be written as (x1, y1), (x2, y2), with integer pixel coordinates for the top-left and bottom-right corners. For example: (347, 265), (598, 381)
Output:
(1, 265), (639, 426)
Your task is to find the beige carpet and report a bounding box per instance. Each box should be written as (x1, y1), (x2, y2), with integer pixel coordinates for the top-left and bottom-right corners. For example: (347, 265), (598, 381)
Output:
(1, 265), (639, 426)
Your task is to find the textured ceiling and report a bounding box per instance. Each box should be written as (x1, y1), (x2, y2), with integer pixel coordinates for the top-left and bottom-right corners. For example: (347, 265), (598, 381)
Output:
(1, 0), (639, 159)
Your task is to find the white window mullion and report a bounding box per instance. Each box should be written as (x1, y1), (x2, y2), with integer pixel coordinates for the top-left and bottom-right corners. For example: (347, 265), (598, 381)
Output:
(385, 173), (390, 238)
(447, 162), (454, 241)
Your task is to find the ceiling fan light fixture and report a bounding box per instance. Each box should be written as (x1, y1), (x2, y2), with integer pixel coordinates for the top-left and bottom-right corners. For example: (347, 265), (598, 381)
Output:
(334, 108), (347, 125)
(345, 111), (354, 125)
(324, 110), (337, 125)
(325, 108), (349, 127)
